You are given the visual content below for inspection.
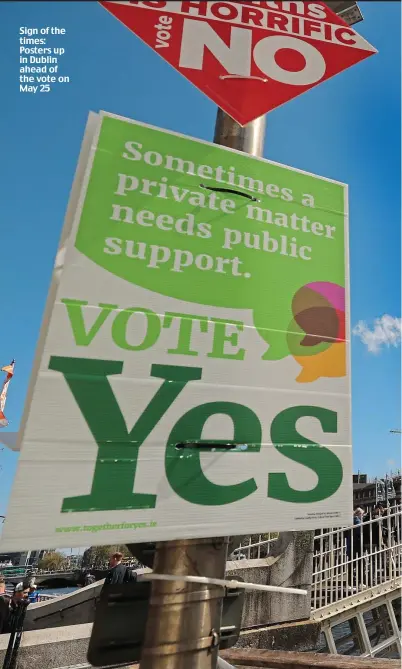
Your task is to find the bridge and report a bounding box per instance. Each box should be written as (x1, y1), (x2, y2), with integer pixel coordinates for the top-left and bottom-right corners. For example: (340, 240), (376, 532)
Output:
(2, 506), (400, 663)
(1, 567), (108, 588)
(232, 504), (401, 658)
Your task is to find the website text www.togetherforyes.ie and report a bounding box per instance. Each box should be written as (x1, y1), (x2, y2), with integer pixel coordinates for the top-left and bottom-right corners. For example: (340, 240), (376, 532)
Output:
(55, 521), (157, 534)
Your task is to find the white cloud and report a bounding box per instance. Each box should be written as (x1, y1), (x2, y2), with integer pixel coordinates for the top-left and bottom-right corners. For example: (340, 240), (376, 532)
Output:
(353, 314), (402, 353)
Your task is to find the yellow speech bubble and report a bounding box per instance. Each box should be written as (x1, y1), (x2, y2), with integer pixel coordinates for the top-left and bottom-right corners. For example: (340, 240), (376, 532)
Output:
(294, 341), (346, 383)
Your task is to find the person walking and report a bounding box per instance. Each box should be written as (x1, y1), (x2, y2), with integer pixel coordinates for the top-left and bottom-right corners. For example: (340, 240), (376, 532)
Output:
(1, 581), (30, 634)
(103, 552), (136, 587)
(346, 508), (365, 590)
(84, 572), (96, 587)
(1, 581), (30, 669)
(0, 576), (10, 634)
(0, 576), (7, 598)
(371, 504), (385, 549)
(27, 584), (39, 603)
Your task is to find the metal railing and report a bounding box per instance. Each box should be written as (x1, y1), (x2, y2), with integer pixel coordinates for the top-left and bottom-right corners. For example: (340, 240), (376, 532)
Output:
(230, 533), (279, 560)
(312, 505), (401, 611)
(0, 566), (76, 577)
(2, 509), (401, 613)
(231, 506), (402, 612)
(4, 585), (62, 600)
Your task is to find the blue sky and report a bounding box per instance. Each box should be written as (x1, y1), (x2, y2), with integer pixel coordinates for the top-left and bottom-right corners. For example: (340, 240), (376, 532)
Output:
(0, 1), (400, 518)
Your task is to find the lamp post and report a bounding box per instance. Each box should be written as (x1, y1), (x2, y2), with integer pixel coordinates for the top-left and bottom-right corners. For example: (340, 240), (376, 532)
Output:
(142, 4), (367, 668)
(324, 1), (364, 25)
(141, 3), (367, 668)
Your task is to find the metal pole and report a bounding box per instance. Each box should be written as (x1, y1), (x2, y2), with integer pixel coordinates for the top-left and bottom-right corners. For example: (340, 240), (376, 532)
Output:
(213, 108), (266, 157)
(140, 111), (267, 669)
(140, 537), (229, 669)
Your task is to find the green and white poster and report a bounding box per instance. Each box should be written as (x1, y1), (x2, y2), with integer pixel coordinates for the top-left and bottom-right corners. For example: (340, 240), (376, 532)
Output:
(0, 112), (352, 550)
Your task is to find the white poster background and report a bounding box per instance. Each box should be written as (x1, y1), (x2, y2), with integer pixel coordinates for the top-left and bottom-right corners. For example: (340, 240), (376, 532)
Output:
(0, 112), (352, 551)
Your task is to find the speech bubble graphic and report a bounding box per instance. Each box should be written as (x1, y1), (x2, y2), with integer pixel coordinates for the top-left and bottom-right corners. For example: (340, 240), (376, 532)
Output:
(295, 341), (347, 383)
(287, 282), (346, 383)
(74, 116), (347, 379)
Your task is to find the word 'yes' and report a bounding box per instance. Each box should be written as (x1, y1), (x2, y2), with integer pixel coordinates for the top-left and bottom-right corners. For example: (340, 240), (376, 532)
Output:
(50, 356), (343, 513)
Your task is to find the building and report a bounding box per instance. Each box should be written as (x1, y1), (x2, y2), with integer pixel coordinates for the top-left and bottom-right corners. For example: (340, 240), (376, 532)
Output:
(353, 474), (376, 509)
(0, 549), (46, 567)
(393, 475), (401, 505)
(353, 473), (400, 511)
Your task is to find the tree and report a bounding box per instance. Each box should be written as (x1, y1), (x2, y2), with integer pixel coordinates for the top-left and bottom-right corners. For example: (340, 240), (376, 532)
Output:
(82, 545), (131, 569)
(38, 551), (68, 572)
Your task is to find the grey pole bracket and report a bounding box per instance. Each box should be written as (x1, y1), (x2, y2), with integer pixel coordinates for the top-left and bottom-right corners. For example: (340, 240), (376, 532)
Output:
(87, 577), (245, 667)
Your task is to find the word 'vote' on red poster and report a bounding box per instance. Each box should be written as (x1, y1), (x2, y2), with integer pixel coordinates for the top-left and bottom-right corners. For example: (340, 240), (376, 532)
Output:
(100, 1), (377, 125)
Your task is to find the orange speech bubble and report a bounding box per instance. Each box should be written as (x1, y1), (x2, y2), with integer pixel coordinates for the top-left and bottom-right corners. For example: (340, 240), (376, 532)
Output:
(294, 341), (346, 383)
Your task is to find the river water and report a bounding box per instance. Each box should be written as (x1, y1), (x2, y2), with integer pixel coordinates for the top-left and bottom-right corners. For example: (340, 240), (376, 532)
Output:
(40, 586), (78, 596)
